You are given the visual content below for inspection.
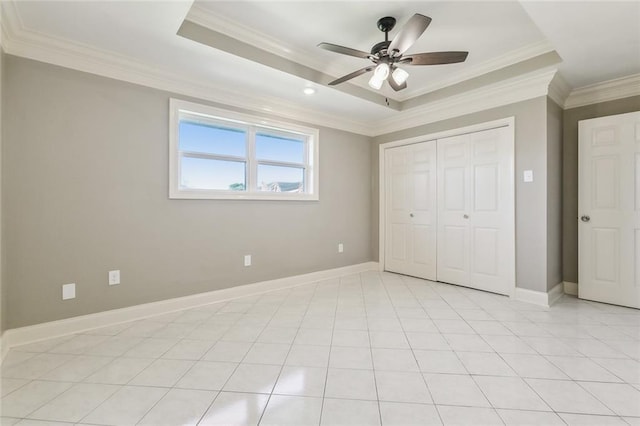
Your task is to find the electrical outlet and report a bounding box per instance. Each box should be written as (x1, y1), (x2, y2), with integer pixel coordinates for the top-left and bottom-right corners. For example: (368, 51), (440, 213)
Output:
(108, 270), (120, 285)
(338, 243), (344, 253)
(523, 170), (534, 182)
(62, 283), (76, 300)
(244, 255), (252, 267)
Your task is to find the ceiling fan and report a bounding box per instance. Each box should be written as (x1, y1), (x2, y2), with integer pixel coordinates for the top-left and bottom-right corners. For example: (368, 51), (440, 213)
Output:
(318, 14), (469, 91)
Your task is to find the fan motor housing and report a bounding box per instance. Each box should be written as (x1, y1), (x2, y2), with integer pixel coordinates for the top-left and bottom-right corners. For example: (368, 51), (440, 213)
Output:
(371, 40), (391, 56)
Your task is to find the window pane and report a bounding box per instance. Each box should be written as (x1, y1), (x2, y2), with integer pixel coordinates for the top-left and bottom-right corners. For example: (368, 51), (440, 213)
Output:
(255, 132), (304, 163)
(257, 164), (304, 193)
(181, 156), (246, 191)
(179, 121), (246, 157)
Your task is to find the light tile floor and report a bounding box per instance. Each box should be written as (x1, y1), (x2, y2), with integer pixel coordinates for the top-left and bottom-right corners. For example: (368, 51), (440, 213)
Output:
(1, 271), (640, 425)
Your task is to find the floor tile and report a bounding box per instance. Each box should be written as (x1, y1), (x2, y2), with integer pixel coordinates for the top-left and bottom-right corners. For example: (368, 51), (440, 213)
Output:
(1, 378), (29, 397)
(273, 366), (327, 397)
(424, 374), (490, 407)
(525, 378), (613, 415)
(162, 339), (214, 360)
(202, 341), (252, 362)
(258, 327), (299, 344)
(468, 320), (513, 336)
(48, 334), (109, 355)
(325, 368), (377, 400)
(2, 353), (75, 380)
(331, 329), (370, 347)
(369, 331), (409, 349)
(1, 380), (72, 418)
(122, 337), (178, 358)
(128, 358), (193, 387)
(379, 401), (441, 426)
(546, 355), (622, 382)
(260, 395), (322, 426)
(375, 370), (432, 404)
(444, 334), (493, 352)
(84, 336), (145, 357)
(482, 335), (537, 354)
(456, 352), (516, 376)
(320, 398), (380, 426)
(223, 363), (281, 394)
(405, 333), (450, 351)
(84, 357), (153, 385)
(138, 388), (217, 425)
(473, 375), (550, 411)
(578, 381), (640, 417)
(81, 385), (167, 425)
(521, 337), (581, 356)
(286, 345), (330, 367)
(413, 350), (467, 374)
(371, 348), (419, 372)
(329, 346), (373, 369)
(433, 319), (475, 334)
(27, 383), (118, 423)
(557, 413), (628, 425)
(496, 409), (564, 425)
(500, 353), (568, 379)
(199, 391), (268, 426)
(592, 357), (640, 384)
(176, 361), (237, 391)
(242, 342), (290, 365)
(436, 405), (502, 425)
(294, 328), (332, 346)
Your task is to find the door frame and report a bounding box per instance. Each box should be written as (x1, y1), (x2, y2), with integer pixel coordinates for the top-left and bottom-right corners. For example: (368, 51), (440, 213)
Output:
(378, 116), (516, 296)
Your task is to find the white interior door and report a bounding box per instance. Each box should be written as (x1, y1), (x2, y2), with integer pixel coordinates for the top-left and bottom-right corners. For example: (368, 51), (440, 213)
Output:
(579, 111), (640, 308)
(437, 127), (514, 295)
(385, 141), (437, 280)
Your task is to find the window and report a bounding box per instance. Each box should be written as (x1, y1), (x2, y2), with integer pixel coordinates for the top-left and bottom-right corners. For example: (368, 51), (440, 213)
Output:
(170, 99), (319, 200)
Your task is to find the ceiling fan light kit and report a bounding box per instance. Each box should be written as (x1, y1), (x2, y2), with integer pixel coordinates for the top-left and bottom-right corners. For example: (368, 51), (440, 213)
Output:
(319, 13), (469, 92)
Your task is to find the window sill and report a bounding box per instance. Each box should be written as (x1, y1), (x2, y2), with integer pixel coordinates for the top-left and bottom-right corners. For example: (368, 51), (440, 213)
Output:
(169, 189), (319, 201)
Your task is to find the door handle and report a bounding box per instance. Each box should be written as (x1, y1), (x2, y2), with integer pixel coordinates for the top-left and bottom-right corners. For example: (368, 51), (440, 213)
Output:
(581, 215), (590, 222)
(409, 213), (414, 218)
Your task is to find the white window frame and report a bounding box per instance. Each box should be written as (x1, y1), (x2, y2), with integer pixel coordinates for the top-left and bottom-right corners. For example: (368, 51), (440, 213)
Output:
(169, 99), (319, 201)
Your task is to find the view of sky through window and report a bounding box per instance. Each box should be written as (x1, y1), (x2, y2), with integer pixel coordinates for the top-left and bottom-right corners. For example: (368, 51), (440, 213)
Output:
(179, 120), (306, 192)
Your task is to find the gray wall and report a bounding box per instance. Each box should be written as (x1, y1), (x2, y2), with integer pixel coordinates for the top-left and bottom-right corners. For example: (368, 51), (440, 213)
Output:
(562, 95), (640, 284)
(546, 97), (563, 290)
(372, 97), (550, 293)
(3, 55), (373, 328)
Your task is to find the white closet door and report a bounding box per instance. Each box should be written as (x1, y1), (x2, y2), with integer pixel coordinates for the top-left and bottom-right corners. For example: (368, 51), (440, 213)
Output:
(385, 141), (438, 280)
(579, 111), (640, 308)
(437, 127), (514, 295)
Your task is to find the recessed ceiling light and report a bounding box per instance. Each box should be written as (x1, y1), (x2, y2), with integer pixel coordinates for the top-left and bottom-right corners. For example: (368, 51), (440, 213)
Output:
(303, 87), (316, 95)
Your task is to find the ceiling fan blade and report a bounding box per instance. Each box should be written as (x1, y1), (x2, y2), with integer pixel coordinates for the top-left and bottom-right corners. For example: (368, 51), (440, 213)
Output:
(387, 75), (407, 92)
(387, 14), (432, 57)
(318, 42), (372, 59)
(404, 51), (469, 65)
(328, 66), (375, 85)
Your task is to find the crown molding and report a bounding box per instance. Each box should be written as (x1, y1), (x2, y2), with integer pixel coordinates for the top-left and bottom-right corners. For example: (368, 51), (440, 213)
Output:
(548, 71), (571, 107)
(394, 40), (556, 102)
(1, 3), (372, 136)
(372, 67), (558, 136)
(564, 73), (640, 109)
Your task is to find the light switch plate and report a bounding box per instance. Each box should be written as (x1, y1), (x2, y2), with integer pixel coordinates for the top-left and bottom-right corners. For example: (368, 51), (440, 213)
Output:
(523, 170), (534, 182)
(338, 243), (344, 253)
(244, 255), (251, 267)
(62, 283), (76, 300)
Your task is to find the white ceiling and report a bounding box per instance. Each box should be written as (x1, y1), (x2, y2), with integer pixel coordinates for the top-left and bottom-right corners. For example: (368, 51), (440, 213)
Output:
(3, 1), (639, 133)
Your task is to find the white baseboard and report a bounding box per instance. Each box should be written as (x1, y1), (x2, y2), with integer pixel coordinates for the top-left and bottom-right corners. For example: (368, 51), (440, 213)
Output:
(0, 334), (5, 365)
(563, 281), (578, 296)
(512, 282), (564, 308)
(1, 262), (378, 361)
